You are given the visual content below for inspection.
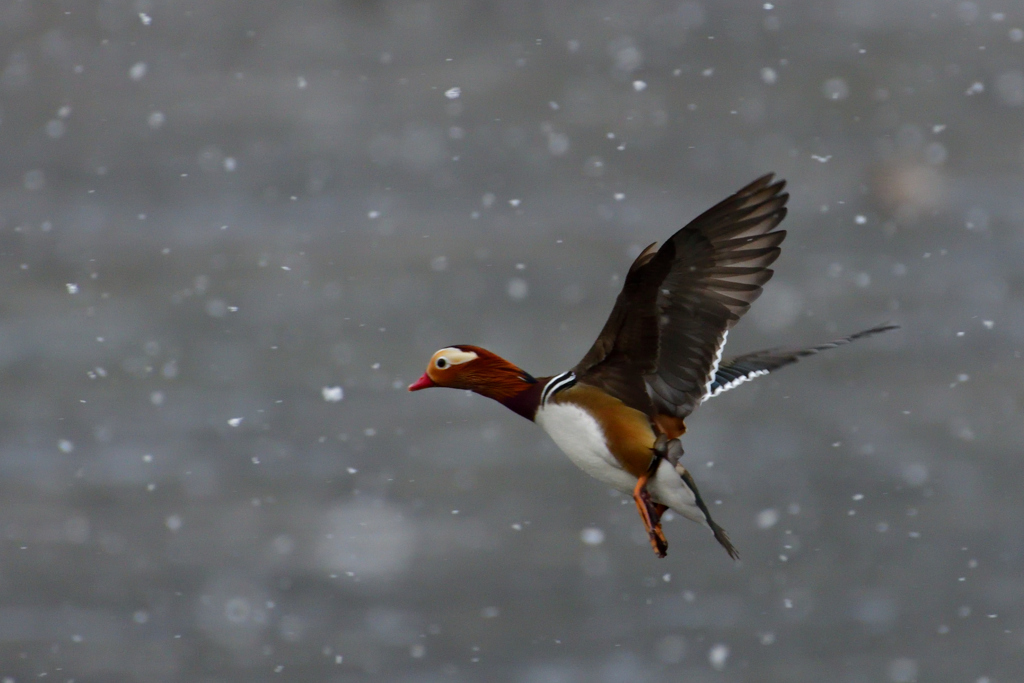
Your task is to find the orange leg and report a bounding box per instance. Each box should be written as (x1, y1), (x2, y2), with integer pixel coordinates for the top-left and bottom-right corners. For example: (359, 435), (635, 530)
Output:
(633, 469), (668, 558)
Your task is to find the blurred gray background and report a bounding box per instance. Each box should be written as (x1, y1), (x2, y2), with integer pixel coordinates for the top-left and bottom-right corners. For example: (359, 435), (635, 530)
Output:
(0, 1), (1021, 681)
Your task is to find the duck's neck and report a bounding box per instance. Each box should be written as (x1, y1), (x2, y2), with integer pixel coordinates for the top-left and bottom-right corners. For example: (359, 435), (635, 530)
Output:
(493, 379), (546, 421)
(462, 352), (544, 420)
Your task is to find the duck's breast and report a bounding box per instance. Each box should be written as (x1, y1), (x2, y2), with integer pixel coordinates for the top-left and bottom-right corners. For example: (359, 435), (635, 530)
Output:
(535, 401), (638, 492)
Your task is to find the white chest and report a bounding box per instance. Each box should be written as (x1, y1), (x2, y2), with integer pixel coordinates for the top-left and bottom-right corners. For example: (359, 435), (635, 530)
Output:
(535, 402), (637, 492)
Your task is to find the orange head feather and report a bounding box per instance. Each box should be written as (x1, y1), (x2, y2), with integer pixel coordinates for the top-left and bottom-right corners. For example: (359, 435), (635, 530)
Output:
(408, 345), (536, 402)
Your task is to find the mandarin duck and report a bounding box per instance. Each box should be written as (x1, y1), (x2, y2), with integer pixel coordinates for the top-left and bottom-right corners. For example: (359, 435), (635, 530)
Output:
(410, 174), (897, 559)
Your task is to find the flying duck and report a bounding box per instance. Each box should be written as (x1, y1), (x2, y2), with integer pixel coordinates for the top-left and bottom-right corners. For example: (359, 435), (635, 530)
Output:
(409, 174), (897, 559)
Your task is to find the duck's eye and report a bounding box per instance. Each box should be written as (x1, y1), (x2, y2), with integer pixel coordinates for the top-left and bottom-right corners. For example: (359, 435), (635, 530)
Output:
(435, 358), (448, 369)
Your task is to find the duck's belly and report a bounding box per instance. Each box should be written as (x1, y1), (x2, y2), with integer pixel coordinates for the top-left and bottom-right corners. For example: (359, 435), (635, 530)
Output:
(535, 402), (708, 526)
(649, 458), (707, 525)
(535, 402), (638, 492)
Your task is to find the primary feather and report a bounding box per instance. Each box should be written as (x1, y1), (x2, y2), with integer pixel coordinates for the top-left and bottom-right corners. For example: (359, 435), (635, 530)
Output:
(574, 174), (789, 421)
(703, 323), (900, 401)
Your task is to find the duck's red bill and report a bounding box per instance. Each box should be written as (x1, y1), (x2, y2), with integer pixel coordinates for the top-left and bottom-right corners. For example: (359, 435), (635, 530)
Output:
(407, 373), (437, 391)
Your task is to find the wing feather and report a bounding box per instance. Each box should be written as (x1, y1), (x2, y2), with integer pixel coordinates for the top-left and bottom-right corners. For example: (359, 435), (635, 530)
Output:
(702, 323), (900, 401)
(574, 174), (789, 419)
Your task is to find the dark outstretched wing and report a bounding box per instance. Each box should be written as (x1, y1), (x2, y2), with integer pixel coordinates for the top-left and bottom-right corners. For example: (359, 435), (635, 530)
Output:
(570, 240), (664, 412)
(574, 174), (789, 419)
(703, 323), (899, 401)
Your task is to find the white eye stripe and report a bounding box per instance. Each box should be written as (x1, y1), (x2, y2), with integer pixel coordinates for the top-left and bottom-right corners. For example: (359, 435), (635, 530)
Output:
(435, 348), (479, 366)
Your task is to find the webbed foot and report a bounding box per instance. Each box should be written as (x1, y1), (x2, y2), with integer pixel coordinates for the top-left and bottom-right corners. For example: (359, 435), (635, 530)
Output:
(633, 461), (669, 558)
